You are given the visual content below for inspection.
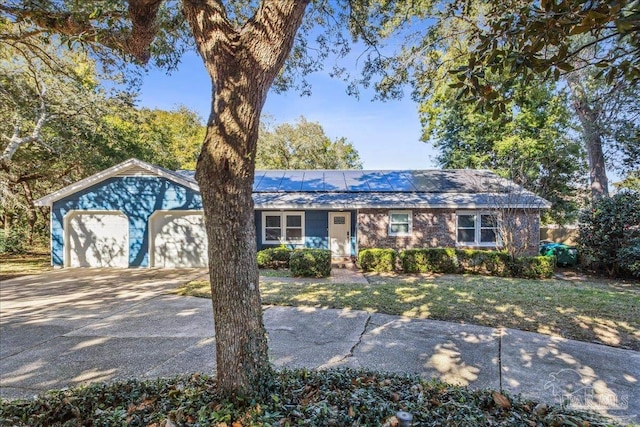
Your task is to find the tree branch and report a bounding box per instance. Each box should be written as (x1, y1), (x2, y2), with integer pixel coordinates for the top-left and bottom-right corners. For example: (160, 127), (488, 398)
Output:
(182, 0), (238, 78)
(241, 1), (310, 88)
(1, 1), (163, 64)
(126, 0), (165, 63)
(0, 81), (48, 164)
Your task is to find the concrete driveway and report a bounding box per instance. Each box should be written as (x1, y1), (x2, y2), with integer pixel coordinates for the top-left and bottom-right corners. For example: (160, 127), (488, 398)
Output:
(0, 269), (637, 424)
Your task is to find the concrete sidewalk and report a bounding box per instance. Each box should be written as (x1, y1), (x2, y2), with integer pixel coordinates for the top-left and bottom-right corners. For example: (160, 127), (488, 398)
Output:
(0, 270), (637, 424)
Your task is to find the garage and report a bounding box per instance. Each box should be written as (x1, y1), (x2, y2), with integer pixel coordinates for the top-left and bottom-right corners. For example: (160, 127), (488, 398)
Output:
(149, 211), (208, 268)
(65, 211), (129, 268)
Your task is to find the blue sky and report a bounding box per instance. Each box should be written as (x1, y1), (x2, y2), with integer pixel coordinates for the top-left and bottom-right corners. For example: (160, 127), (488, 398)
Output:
(138, 51), (438, 170)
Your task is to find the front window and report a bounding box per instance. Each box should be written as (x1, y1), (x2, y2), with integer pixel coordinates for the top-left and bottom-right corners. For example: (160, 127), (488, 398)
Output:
(457, 214), (476, 243)
(264, 214), (282, 242)
(480, 214), (498, 243)
(456, 212), (500, 246)
(262, 212), (304, 244)
(389, 210), (412, 236)
(285, 214), (303, 242)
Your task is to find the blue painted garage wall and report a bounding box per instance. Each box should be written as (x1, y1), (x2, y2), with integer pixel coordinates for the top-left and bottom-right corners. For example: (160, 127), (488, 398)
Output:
(51, 176), (202, 267)
(255, 210), (356, 255)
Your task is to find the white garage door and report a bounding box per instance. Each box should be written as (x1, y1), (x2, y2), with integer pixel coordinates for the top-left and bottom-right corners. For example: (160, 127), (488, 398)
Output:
(65, 211), (129, 268)
(150, 211), (208, 268)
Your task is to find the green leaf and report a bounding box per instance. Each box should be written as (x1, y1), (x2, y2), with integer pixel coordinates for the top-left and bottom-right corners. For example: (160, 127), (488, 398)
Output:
(569, 23), (594, 35)
(556, 62), (574, 72)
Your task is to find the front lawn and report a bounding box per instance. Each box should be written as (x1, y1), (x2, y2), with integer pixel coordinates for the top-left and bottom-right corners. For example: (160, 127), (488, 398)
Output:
(178, 272), (640, 351)
(0, 252), (51, 281)
(0, 369), (618, 426)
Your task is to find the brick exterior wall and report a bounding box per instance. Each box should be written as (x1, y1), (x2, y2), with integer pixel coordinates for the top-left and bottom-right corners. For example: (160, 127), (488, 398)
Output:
(504, 209), (541, 256)
(357, 208), (457, 250)
(357, 208), (540, 255)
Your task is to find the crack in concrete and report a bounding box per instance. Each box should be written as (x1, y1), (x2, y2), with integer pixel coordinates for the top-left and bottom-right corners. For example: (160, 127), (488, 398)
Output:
(343, 314), (371, 362)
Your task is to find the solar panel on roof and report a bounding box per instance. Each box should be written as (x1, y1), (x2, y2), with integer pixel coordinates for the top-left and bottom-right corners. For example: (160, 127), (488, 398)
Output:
(279, 171), (305, 191)
(255, 171), (284, 191)
(409, 170), (457, 192)
(343, 170), (369, 191)
(384, 171), (418, 192)
(342, 170), (366, 191)
(301, 171), (324, 191)
(365, 171), (394, 191)
(323, 171), (347, 191)
(252, 171), (267, 191)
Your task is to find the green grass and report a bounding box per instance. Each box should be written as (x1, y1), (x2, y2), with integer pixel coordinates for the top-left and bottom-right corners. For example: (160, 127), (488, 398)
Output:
(177, 273), (640, 351)
(0, 252), (51, 281)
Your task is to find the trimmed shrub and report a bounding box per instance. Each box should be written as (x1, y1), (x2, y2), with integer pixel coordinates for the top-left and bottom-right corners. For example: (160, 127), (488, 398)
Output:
(511, 256), (554, 279)
(358, 248), (397, 272)
(257, 247), (291, 269)
(456, 249), (511, 277)
(290, 249), (331, 278)
(400, 248), (458, 273)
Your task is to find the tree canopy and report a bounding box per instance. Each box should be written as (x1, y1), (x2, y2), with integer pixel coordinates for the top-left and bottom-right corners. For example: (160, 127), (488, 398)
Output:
(423, 75), (585, 223)
(0, 20), (207, 246)
(256, 116), (362, 170)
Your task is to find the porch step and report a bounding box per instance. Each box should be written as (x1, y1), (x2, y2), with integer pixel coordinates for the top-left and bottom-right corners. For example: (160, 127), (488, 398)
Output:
(331, 257), (356, 269)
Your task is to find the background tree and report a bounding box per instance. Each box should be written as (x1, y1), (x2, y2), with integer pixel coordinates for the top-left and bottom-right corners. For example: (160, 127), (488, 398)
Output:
(432, 0), (640, 111)
(615, 171), (640, 191)
(0, 21), (139, 247)
(111, 106), (206, 170)
(364, 1), (638, 201)
(566, 63), (639, 198)
(435, 2), (639, 200)
(256, 116), (362, 170)
(0, 19), (207, 251)
(422, 77), (585, 224)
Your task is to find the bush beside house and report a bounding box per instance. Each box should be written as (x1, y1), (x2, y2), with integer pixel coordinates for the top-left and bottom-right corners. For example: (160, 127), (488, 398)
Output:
(358, 248), (397, 272)
(290, 249), (332, 278)
(400, 248), (458, 274)
(257, 247), (292, 269)
(456, 249), (512, 277)
(256, 246), (553, 280)
(360, 248), (554, 279)
(510, 256), (555, 279)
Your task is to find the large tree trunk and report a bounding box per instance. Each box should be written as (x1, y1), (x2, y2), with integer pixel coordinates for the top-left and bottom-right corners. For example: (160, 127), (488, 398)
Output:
(567, 77), (609, 200)
(182, 0), (309, 396)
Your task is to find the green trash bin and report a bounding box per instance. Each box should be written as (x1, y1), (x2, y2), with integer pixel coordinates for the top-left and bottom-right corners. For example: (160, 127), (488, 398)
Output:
(555, 245), (578, 267)
(539, 243), (578, 267)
